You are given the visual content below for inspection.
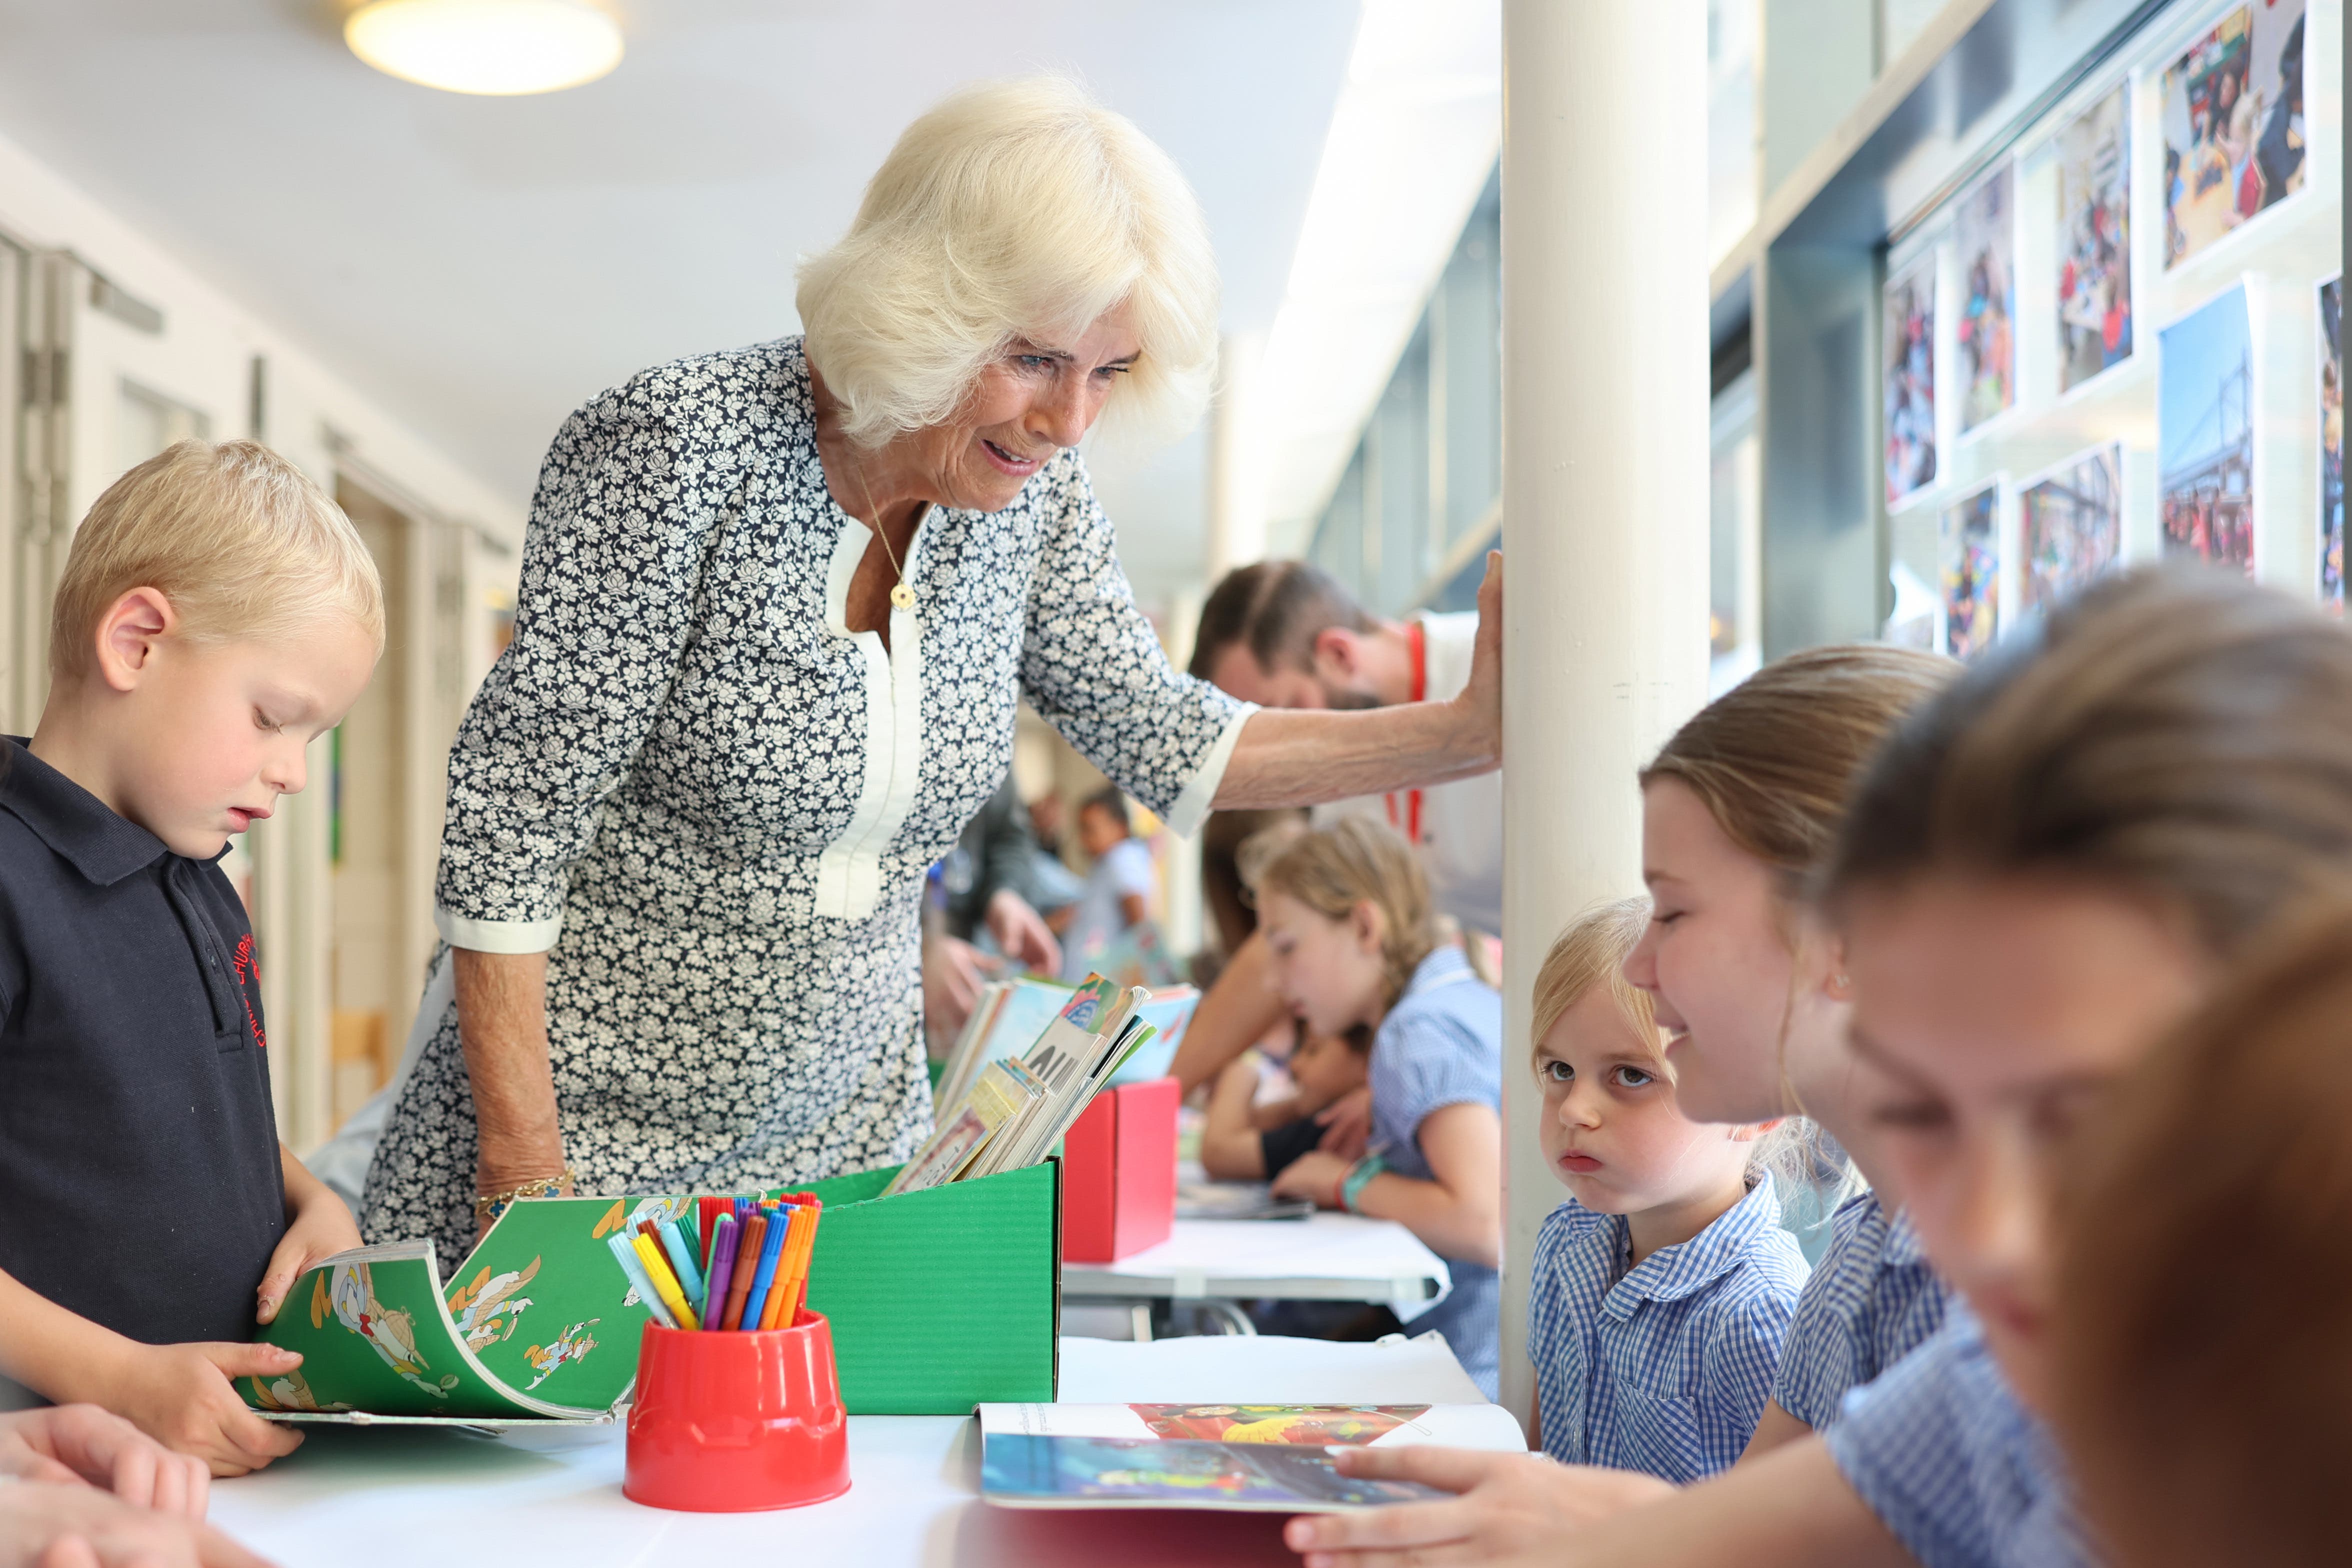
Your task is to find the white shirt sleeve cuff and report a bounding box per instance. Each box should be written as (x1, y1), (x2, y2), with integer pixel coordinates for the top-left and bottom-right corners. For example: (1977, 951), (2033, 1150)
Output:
(434, 906), (565, 954)
(1162, 702), (1257, 840)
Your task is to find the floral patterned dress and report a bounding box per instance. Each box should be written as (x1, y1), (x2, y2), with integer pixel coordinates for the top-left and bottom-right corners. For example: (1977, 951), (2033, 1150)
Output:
(358, 338), (1248, 1262)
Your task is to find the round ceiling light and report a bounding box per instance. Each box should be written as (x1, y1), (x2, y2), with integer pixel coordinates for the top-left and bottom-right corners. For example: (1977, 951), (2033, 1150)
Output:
(345, 0), (623, 96)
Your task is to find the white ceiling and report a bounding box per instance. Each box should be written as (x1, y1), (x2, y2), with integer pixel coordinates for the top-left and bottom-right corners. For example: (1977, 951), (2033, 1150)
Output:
(0, 0), (1370, 606)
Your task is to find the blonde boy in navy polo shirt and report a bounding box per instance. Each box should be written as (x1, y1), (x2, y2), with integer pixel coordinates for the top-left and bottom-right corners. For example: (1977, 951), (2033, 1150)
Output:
(0, 439), (380, 1476)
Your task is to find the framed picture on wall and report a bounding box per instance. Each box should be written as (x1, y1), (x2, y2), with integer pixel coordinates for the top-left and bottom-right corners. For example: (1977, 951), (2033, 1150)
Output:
(2320, 274), (2343, 610)
(1884, 252), (1940, 506)
(1954, 165), (2016, 432)
(2158, 283), (2255, 574)
(1939, 478), (2003, 658)
(2054, 85), (2134, 394)
(2019, 444), (2125, 612)
(2162, 0), (2308, 270)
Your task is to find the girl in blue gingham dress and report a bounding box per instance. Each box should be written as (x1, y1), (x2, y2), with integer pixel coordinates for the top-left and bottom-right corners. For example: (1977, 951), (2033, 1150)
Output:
(1524, 900), (1808, 1481)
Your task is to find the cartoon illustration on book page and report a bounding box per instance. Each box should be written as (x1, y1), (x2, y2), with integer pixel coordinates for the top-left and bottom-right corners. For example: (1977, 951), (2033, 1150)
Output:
(246, 1367), (352, 1414)
(330, 1262), (459, 1399)
(524, 1320), (602, 1389)
(448, 1257), (542, 1351)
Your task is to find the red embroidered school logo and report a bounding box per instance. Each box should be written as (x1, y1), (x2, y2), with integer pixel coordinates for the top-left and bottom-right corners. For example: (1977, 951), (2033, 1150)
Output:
(232, 934), (268, 1050)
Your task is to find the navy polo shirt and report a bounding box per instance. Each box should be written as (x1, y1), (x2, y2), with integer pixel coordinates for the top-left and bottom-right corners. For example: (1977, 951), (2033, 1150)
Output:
(0, 738), (284, 1347)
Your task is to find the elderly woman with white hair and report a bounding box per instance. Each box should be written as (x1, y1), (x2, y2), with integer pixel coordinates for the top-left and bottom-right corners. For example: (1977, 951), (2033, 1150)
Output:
(360, 76), (1502, 1258)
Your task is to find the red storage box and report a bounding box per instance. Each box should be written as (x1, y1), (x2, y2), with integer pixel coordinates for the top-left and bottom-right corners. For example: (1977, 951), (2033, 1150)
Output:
(1061, 1076), (1178, 1262)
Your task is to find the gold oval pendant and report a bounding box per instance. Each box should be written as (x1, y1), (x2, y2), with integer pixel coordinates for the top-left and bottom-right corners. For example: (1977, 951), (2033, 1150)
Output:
(890, 583), (916, 611)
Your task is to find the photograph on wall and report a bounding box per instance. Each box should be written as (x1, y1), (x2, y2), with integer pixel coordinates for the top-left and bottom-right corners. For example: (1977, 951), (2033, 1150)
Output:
(2162, 1), (2307, 270)
(2159, 284), (2255, 573)
(1883, 253), (1938, 504)
(2056, 85), (2133, 394)
(2020, 444), (2124, 612)
(1940, 480), (2002, 659)
(2322, 274), (2343, 608)
(1954, 166), (2016, 431)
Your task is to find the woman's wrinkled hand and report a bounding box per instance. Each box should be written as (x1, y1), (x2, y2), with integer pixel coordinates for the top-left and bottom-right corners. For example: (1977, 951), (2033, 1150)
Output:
(1454, 551), (1502, 770)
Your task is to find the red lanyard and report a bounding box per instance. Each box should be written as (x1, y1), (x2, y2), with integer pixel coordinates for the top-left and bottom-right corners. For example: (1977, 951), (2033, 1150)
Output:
(1386, 620), (1427, 846)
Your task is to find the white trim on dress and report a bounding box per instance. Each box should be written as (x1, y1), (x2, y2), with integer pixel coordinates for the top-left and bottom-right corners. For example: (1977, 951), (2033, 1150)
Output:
(814, 515), (927, 921)
(434, 906), (564, 954)
(1162, 701), (1257, 840)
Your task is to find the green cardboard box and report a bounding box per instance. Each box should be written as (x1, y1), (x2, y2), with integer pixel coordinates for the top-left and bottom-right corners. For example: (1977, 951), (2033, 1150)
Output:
(245, 1158), (1063, 1423)
(800, 1158), (1062, 1414)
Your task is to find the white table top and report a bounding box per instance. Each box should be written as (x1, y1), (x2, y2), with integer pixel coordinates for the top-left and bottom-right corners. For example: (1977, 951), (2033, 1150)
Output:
(1060, 1213), (1452, 1311)
(208, 1334), (1486, 1568)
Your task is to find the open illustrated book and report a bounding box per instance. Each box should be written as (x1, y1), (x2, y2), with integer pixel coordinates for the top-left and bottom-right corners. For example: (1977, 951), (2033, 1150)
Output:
(240, 1190), (726, 1426)
(976, 1402), (1526, 1512)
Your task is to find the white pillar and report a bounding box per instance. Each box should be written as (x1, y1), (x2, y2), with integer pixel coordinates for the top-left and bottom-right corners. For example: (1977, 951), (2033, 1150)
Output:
(1205, 332), (1267, 580)
(1498, 0), (1712, 1422)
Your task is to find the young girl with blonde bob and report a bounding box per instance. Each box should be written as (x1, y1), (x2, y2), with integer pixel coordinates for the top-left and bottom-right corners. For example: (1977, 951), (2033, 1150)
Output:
(1254, 818), (1504, 1397)
(1291, 568), (2352, 1568)
(1524, 898), (1807, 1483)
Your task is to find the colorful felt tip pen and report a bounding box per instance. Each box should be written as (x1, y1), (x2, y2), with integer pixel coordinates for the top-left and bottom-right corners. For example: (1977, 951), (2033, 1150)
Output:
(700, 1212), (738, 1332)
(720, 1212), (766, 1330)
(606, 1232), (676, 1329)
(739, 1206), (792, 1330)
(656, 1218), (706, 1313)
(632, 1230), (700, 1330)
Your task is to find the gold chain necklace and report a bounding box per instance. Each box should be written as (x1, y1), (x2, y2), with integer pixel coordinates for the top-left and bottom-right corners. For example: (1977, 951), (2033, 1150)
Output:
(850, 461), (917, 612)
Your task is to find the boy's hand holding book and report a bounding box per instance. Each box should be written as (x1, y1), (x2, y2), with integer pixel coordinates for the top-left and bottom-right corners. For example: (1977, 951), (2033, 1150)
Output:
(252, 1178), (364, 1328)
(77, 1342), (306, 1478)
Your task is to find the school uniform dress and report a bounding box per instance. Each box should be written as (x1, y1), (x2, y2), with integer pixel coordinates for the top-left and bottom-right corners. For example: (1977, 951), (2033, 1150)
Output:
(1367, 946), (1504, 1398)
(0, 740), (284, 1350)
(359, 336), (1250, 1264)
(1825, 1300), (2093, 1568)
(1527, 1178), (1809, 1482)
(1771, 1189), (1951, 1430)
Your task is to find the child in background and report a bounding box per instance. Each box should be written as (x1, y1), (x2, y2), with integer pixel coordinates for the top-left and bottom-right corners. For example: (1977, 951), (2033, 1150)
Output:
(2054, 906), (2352, 1568)
(1058, 786), (1156, 981)
(1526, 898), (1808, 1482)
(1200, 1028), (1370, 1182)
(1624, 644), (1956, 1455)
(0, 440), (378, 1476)
(1254, 818), (1504, 1398)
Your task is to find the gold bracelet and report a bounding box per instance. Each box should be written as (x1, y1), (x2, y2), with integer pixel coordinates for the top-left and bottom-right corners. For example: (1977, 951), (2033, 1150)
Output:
(472, 1170), (576, 1222)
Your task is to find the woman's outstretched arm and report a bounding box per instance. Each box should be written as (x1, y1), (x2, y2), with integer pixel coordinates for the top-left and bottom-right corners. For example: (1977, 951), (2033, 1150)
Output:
(1214, 554), (1503, 808)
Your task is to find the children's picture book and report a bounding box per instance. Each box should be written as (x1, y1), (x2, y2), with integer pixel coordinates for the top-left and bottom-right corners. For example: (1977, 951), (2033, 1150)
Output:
(2162, 2), (2306, 270)
(2320, 274), (2342, 608)
(2019, 444), (2124, 612)
(1955, 164), (2016, 432)
(978, 1402), (1530, 1452)
(2160, 283), (2255, 573)
(1940, 480), (2002, 658)
(2054, 84), (2132, 394)
(245, 1190), (720, 1424)
(978, 1434), (1454, 1514)
(1884, 252), (1938, 506)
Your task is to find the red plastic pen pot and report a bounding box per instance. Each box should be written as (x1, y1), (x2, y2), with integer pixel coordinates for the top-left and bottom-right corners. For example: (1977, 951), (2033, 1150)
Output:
(624, 1310), (851, 1512)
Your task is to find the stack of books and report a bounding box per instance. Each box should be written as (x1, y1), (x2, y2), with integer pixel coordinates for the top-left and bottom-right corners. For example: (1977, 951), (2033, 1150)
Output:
(888, 974), (1166, 1196)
